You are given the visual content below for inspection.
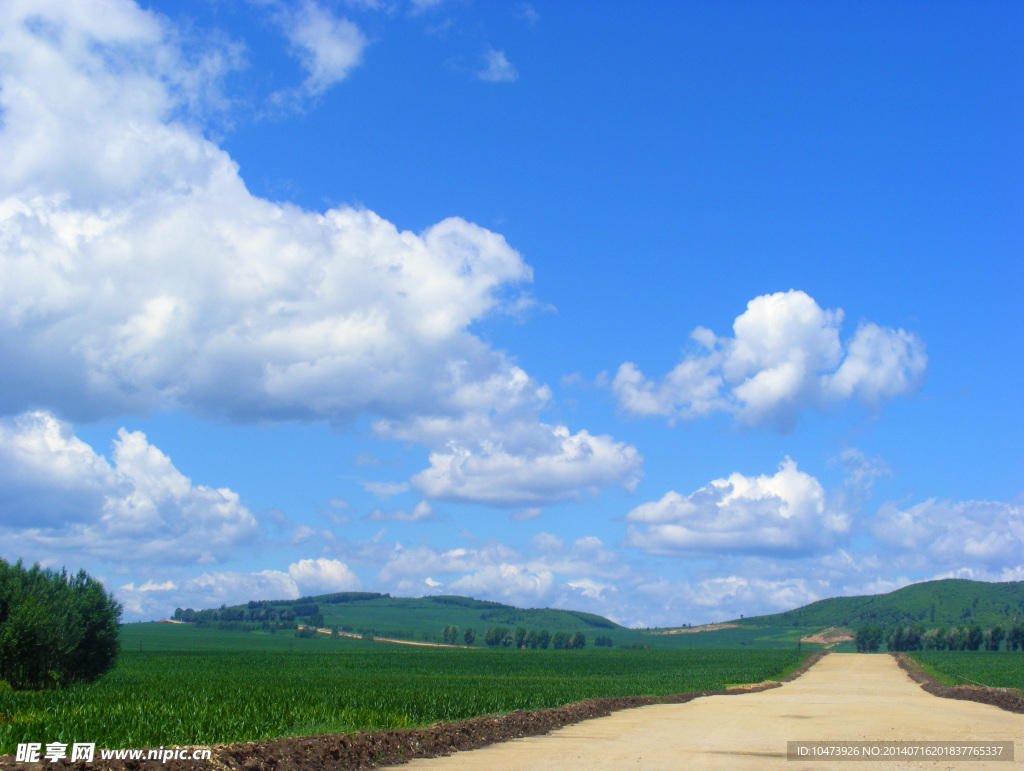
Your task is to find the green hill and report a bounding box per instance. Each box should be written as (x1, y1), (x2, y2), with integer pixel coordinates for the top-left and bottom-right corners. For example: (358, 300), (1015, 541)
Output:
(731, 579), (1024, 630)
(174, 591), (628, 645)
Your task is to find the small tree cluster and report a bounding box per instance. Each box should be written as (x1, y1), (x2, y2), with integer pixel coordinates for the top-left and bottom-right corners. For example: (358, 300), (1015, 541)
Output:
(932, 625), (985, 651)
(441, 625), (460, 644)
(594, 635), (614, 647)
(0, 559), (122, 690)
(886, 625), (926, 652)
(483, 627), (558, 648)
(551, 632), (586, 649)
(1007, 625), (1024, 651)
(484, 626), (511, 647)
(984, 626), (1006, 651)
(855, 625), (884, 652)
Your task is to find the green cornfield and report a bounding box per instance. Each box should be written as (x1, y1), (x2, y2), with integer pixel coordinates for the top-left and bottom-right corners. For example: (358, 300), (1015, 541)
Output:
(908, 651), (1024, 690)
(1, 647), (803, 753)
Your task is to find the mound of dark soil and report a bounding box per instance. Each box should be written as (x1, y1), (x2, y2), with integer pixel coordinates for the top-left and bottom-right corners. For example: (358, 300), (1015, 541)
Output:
(0, 652), (826, 771)
(894, 653), (1024, 714)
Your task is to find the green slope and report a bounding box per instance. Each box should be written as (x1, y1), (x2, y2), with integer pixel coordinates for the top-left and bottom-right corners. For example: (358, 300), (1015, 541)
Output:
(730, 579), (1024, 630)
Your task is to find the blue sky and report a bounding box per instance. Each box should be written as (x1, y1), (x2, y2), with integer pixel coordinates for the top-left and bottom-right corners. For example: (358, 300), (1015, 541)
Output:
(1, 0), (1021, 626)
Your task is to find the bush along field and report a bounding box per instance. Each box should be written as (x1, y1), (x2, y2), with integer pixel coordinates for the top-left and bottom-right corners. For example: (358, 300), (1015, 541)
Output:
(0, 624), (805, 755)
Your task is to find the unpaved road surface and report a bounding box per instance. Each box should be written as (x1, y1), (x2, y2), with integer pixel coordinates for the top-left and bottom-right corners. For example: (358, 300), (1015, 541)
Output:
(402, 654), (1023, 770)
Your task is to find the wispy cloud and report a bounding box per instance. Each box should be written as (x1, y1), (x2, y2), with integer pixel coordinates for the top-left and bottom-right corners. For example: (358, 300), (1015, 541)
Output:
(478, 48), (518, 82)
(365, 500), (435, 522)
(269, 1), (368, 109)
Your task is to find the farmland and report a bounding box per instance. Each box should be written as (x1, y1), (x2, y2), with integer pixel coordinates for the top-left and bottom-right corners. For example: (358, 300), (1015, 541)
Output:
(908, 651), (1024, 690)
(0, 624), (805, 754)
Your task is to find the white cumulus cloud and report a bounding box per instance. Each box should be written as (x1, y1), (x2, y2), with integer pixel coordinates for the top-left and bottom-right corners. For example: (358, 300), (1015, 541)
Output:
(0, 411), (259, 564)
(625, 458), (848, 556)
(449, 564), (553, 601)
(409, 424), (643, 506)
(0, 1), (529, 424)
(287, 557), (362, 593)
(613, 290), (926, 431)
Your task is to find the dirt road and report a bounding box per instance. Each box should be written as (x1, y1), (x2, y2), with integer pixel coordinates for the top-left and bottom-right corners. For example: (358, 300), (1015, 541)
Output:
(401, 654), (1023, 770)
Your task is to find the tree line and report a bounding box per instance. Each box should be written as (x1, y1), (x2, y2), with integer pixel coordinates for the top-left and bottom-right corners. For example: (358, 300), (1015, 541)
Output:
(482, 626), (586, 649)
(856, 623), (1024, 652)
(0, 559), (121, 690)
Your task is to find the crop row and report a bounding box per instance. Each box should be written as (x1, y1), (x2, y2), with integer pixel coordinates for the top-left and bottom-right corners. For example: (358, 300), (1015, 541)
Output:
(908, 651), (1024, 690)
(1, 647), (802, 753)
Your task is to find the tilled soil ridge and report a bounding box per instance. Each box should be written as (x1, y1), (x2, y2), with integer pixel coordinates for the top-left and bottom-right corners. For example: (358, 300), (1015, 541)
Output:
(0, 653), (825, 771)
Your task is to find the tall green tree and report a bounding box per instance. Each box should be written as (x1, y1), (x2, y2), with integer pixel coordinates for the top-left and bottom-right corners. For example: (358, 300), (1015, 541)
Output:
(0, 559), (122, 690)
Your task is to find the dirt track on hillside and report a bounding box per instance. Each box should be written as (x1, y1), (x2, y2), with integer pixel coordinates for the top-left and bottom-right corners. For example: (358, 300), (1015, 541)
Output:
(400, 654), (1024, 770)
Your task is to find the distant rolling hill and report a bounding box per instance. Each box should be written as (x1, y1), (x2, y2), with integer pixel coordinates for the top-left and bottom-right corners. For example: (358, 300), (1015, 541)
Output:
(175, 591), (627, 644)
(730, 579), (1024, 630)
(169, 579), (1024, 651)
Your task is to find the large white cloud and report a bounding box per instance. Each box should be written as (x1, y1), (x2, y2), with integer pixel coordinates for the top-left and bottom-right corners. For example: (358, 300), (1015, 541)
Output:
(0, 0), (639, 506)
(625, 458), (848, 557)
(613, 290), (926, 431)
(0, 411), (259, 564)
(0, 1), (529, 423)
